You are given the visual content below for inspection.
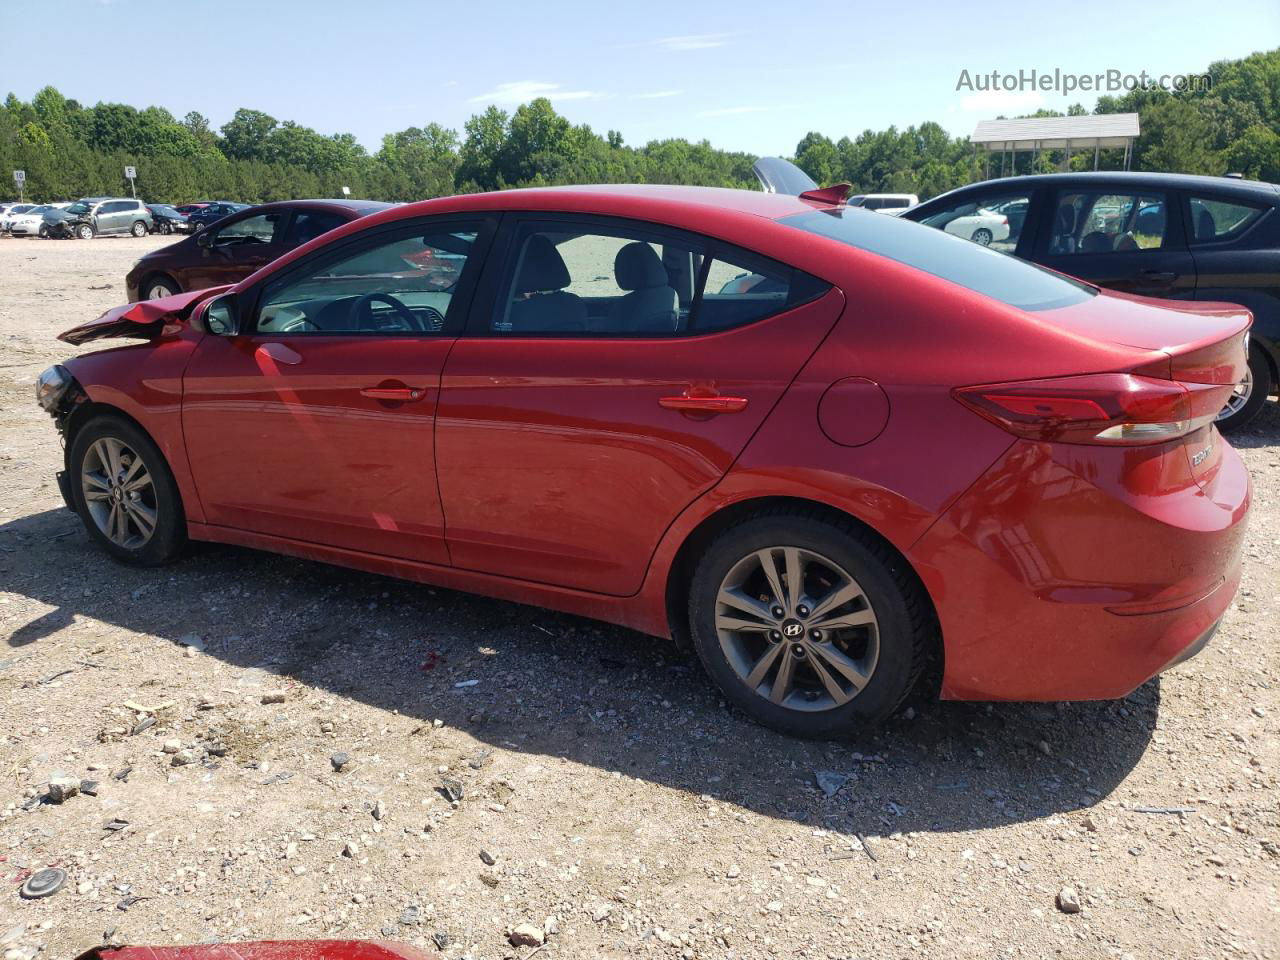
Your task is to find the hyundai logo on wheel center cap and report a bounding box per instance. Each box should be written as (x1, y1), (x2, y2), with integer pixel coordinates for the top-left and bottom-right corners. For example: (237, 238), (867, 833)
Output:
(782, 620), (805, 638)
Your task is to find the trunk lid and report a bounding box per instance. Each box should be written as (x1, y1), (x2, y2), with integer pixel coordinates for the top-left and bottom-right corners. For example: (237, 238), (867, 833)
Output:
(59, 287), (229, 345)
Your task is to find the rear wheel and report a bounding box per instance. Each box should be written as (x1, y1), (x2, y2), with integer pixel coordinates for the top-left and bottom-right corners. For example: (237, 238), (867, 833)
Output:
(689, 510), (933, 738)
(971, 228), (993, 245)
(1216, 343), (1272, 432)
(131, 220), (148, 237)
(68, 416), (186, 566)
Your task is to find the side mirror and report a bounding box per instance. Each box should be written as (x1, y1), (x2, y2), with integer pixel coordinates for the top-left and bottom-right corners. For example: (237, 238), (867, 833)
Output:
(196, 230), (212, 248)
(197, 293), (241, 337)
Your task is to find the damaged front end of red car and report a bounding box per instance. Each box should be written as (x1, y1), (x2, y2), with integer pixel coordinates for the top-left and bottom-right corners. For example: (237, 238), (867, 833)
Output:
(58, 287), (229, 346)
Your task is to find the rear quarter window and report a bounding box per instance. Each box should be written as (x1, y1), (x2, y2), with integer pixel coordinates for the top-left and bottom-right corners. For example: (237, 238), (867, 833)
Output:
(782, 207), (1095, 312)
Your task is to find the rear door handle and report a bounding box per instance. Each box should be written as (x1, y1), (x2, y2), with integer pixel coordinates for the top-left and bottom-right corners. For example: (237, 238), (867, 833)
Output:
(1141, 270), (1178, 282)
(658, 395), (749, 414)
(360, 387), (425, 402)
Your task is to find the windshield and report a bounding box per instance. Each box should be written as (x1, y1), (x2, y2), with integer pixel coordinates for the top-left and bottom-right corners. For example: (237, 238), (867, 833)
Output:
(780, 207), (1096, 312)
(66, 202), (92, 214)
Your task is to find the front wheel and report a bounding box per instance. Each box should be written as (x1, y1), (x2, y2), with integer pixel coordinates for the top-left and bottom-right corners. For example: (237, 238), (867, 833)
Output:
(38, 224), (49, 238)
(143, 275), (179, 300)
(1216, 344), (1273, 432)
(68, 416), (187, 566)
(688, 511), (934, 738)
(76, 223), (95, 240)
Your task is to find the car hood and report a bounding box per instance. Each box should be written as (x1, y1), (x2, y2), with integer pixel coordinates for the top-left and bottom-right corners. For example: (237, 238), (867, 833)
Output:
(59, 287), (229, 345)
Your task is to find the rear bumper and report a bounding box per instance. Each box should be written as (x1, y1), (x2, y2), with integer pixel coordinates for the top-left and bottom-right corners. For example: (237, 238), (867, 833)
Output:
(910, 436), (1249, 701)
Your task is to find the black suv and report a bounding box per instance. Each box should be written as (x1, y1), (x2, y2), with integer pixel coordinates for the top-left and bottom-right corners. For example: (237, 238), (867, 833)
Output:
(902, 172), (1280, 431)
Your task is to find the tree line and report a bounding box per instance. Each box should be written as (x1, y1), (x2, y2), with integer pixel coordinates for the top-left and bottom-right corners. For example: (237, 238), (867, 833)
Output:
(2, 47), (1275, 206)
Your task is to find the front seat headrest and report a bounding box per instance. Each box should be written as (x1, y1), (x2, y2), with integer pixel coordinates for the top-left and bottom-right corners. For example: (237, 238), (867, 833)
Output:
(1196, 208), (1217, 241)
(514, 235), (571, 293)
(614, 242), (668, 291)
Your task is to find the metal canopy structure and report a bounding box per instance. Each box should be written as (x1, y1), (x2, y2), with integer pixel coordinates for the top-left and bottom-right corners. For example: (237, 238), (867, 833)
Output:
(971, 113), (1140, 176)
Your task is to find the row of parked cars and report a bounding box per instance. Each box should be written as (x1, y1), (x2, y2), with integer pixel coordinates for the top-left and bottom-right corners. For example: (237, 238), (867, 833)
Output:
(0, 199), (251, 239)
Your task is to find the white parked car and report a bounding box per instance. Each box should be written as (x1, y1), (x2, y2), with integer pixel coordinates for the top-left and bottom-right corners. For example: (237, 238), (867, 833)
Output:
(935, 206), (1010, 246)
(847, 193), (919, 215)
(7, 203), (70, 237)
(0, 203), (40, 233)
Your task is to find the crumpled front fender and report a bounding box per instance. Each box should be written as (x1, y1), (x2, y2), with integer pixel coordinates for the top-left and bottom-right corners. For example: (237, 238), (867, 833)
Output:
(58, 286), (230, 345)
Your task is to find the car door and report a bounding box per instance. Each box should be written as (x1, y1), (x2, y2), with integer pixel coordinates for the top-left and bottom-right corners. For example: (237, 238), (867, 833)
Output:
(95, 200), (125, 234)
(434, 214), (842, 597)
(1034, 185), (1196, 299)
(181, 216), (494, 563)
(185, 210), (289, 290)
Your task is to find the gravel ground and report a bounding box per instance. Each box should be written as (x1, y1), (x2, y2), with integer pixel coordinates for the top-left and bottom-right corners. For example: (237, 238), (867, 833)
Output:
(0, 235), (1277, 960)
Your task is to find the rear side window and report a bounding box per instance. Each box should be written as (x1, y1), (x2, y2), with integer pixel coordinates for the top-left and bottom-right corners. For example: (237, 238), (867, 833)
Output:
(491, 218), (828, 337)
(1188, 196), (1266, 244)
(783, 207), (1095, 312)
(285, 210), (347, 246)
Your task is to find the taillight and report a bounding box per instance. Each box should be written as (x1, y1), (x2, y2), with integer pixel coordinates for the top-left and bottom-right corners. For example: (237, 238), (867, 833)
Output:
(954, 373), (1231, 445)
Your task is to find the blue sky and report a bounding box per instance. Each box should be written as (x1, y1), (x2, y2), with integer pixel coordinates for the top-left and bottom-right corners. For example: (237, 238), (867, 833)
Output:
(4, 0), (1276, 155)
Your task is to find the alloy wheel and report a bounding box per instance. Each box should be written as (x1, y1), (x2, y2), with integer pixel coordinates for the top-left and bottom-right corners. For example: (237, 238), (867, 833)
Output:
(81, 436), (158, 550)
(1217, 366), (1253, 421)
(715, 546), (879, 712)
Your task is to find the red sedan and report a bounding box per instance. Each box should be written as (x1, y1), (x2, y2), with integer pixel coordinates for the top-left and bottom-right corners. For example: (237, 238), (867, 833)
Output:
(36, 184), (1250, 737)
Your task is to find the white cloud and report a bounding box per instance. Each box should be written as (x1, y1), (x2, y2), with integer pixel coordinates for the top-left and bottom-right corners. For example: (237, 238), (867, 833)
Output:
(958, 89), (1046, 113)
(650, 33), (732, 51)
(633, 89), (682, 100)
(699, 105), (769, 117)
(468, 81), (602, 105)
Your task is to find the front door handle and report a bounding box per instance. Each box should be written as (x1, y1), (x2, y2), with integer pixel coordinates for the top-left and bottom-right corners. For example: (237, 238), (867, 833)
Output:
(1140, 270), (1178, 282)
(360, 387), (425, 402)
(658, 395), (749, 414)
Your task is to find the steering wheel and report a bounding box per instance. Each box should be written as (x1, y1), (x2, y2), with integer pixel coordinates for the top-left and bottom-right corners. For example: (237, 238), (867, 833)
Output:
(350, 292), (422, 332)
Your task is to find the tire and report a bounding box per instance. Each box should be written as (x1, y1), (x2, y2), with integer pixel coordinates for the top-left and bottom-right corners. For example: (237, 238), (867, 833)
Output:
(159, 221), (172, 235)
(688, 509), (934, 738)
(38, 224), (48, 238)
(68, 415), (186, 566)
(192, 221), (205, 233)
(971, 228), (993, 246)
(76, 223), (95, 240)
(142, 275), (180, 300)
(131, 220), (148, 238)
(1216, 343), (1273, 432)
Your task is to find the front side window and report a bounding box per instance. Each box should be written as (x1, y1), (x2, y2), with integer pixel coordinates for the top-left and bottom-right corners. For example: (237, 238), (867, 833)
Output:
(285, 210), (347, 247)
(492, 218), (823, 337)
(1188, 196), (1266, 244)
(920, 191), (1032, 253)
(255, 223), (480, 335)
(212, 212), (285, 248)
(1049, 191), (1167, 255)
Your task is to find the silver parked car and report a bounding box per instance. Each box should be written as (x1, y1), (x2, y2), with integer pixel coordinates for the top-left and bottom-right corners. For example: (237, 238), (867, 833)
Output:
(50, 197), (154, 239)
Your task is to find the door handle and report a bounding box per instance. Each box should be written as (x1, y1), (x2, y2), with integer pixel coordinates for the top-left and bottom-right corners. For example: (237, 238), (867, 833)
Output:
(360, 387), (425, 402)
(1140, 270), (1178, 282)
(658, 395), (749, 414)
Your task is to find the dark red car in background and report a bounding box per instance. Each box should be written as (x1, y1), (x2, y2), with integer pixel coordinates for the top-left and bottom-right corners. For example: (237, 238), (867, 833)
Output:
(38, 184), (1249, 737)
(125, 199), (391, 301)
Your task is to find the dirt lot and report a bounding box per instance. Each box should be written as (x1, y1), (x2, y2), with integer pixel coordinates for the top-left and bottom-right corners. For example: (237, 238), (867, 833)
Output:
(0, 235), (1277, 960)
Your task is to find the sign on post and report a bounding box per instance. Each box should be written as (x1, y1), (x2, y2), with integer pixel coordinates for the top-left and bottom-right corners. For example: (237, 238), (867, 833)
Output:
(12, 169), (24, 202)
(124, 165), (137, 199)
(341, 185), (351, 196)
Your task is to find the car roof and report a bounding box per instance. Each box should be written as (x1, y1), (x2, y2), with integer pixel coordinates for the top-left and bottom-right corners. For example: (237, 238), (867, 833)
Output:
(237, 199), (396, 217)
(383, 184), (827, 224)
(923, 171), (1280, 205)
